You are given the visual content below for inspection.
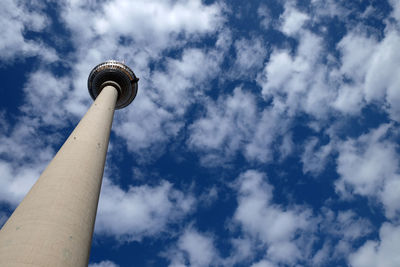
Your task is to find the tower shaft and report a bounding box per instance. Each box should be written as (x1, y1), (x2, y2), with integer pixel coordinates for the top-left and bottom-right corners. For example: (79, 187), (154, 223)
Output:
(0, 85), (118, 267)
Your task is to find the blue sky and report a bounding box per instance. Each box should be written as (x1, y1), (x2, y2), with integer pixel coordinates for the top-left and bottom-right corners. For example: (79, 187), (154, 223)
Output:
(1, 0), (400, 266)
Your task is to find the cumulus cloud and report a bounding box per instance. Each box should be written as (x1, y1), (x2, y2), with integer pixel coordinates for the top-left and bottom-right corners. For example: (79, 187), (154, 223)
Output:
(334, 27), (400, 120)
(257, 0), (400, 125)
(258, 29), (334, 119)
(188, 87), (258, 165)
(188, 87), (292, 165)
(95, 178), (195, 241)
(349, 223), (400, 267)
(21, 70), (74, 127)
(335, 124), (400, 219)
(232, 170), (314, 265)
(89, 260), (119, 267)
(166, 227), (219, 267)
(257, 5), (272, 29)
(0, 0), (57, 62)
(92, 0), (222, 48)
(312, 208), (372, 265)
(279, 3), (309, 36)
(301, 137), (333, 175)
(0, 117), (54, 207)
(231, 36), (268, 79)
(389, 0), (400, 21)
(250, 260), (275, 267)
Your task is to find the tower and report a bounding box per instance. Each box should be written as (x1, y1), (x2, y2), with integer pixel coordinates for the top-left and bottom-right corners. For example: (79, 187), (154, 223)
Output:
(0, 61), (138, 267)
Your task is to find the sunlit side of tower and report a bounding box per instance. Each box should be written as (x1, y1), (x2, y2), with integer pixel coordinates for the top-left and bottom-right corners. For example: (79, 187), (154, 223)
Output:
(0, 61), (138, 267)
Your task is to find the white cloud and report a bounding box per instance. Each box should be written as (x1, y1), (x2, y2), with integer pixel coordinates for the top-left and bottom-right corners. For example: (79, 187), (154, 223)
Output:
(0, 161), (42, 206)
(337, 31), (377, 89)
(317, 209), (373, 262)
(232, 170), (314, 265)
(364, 31), (400, 120)
(349, 223), (400, 267)
(257, 5), (272, 29)
(151, 48), (221, 115)
(188, 87), (292, 165)
(232, 37), (267, 78)
(301, 137), (333, 175)
(244, 108), (289, 163)
(250, 260), (275, 267)
(389, 0), (400, 22)
(335, 28), (400, 121)
(0, 0), (57, 62)
(331, 84), (365, 115)
(188, 87), (258, 165)
(89, 260), (119, 267)
(335, 124), (400, 219)
(257, 1), (400, 124)
(166, 228), (219, 267)
(280, 4), (309, 36)
(95, 178), (195, 241)
(92, 0), (222, 48)
(113, 46), (224, 157)
(0, 117), (54, 207)
(21, 70), (74, 127)
(258, 30), (334, 119)
(114, 95), (182, 155)
(310, 0), (346, 19)
(224, 237), (254, 265)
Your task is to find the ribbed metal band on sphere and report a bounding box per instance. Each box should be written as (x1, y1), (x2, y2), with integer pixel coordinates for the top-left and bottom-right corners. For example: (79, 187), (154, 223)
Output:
(88, 60), (139, 109)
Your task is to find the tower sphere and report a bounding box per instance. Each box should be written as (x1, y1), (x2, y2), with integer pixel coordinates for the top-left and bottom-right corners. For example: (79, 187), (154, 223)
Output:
(88, 60), (139, 109)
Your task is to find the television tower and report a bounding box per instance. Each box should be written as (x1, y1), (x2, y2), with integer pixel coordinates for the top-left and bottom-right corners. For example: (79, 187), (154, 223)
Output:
(0, 61), (138, 267)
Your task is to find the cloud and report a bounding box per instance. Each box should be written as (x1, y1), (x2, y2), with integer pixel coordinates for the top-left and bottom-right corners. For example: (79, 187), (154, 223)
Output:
(257, 1), (400, 124)
(152, 48), (221, 112)
(92, 0), (222, 48)
(231, 36), (268, 79)
(89, 260), (119, 267)
(312, 208), (373, 265)
(0, 117), (54, 207)
(349, 222), (400, 267)
(250, 260), (275, 267)
(188, 87), (258, 165)
(335, 123), (400, 219)
(188, 87), (291, 165)
(257, 5), (272, 29)
(389, 0), (400, 22)
(21, 70), (74, 127)
(279, 3), (309, 36)
(309, 0), (346, 19)
(0, 0), (57, 62)
(257, 29), (334, 119)
(335, 26), (400, 121)
(301, 137), (333, 175)
(232, 170), (314, 265)
(95, 178), (195, 241)
(166, 227), (219, 267)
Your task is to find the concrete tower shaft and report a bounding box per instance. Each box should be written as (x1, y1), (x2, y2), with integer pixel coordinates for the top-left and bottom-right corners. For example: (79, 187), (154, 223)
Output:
(0, 61), (138, 267)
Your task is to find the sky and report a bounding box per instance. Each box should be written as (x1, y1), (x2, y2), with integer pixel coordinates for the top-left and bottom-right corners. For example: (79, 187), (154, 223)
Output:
(0, 0), (400, 266)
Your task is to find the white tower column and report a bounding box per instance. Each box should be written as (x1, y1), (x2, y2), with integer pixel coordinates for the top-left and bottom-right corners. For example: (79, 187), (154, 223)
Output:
(0, 85), (118, 267)
(0, 60), (139, 267)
